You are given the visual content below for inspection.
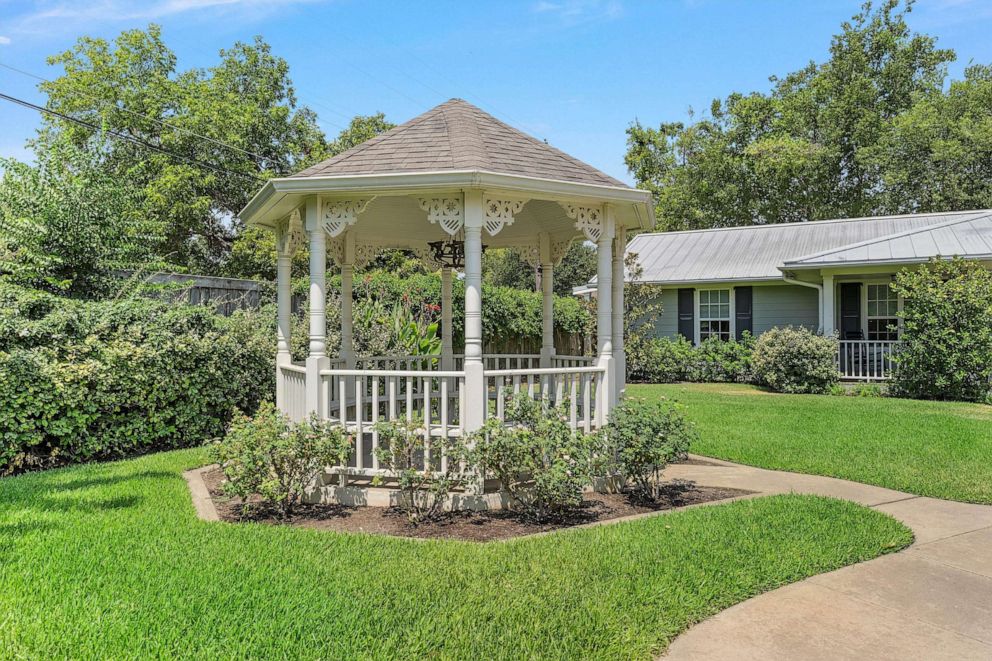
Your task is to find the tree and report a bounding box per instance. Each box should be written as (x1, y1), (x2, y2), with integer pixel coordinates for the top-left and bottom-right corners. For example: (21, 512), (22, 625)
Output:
(626, 0), (955, 230)
(223, 114), (396, 280)
(0, 137), (165, 298)
(891, 258), (992, 403)
(482, 242), (599, 296)
(34, 25), (327, 271)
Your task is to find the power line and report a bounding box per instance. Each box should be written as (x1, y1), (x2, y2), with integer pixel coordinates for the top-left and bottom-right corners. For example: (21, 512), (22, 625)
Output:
(0, 90), (265, 182)
(0, 60), (269, 163)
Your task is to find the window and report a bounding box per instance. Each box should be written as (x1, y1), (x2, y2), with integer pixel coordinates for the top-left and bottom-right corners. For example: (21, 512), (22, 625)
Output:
(867, 284), (899, 340)
(699, 289), (731, 341)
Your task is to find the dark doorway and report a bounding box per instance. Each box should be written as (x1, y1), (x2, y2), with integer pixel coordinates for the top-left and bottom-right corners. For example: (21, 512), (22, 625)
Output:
(840, 283), (862, 339)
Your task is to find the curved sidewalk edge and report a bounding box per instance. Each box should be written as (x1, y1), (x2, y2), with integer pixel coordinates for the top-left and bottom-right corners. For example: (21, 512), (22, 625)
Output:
(663, 456), (992, 660)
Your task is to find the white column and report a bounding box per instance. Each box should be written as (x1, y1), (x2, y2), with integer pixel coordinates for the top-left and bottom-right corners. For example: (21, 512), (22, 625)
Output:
(462, 190), (485, 433)
(305, 196), (329, 417)
(612, 225), (626, 403)
(339, 231), (355, 368)
(441, 266), (454, 370)
(822, 273), (835, 337)
(596, 207), (616, 425)
(275, 238), (293, 413)
(539, 233), (555, 368)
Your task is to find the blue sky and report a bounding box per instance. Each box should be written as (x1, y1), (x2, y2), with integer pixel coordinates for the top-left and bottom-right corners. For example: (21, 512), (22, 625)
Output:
(1, 0), (991, 183)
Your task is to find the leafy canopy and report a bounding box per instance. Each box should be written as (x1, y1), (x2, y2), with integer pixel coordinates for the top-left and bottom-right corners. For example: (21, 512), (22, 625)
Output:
(626, 0), (968, 230)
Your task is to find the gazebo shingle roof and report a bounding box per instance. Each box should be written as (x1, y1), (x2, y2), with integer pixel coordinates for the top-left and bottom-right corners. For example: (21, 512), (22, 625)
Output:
(293, 98), (628, 188)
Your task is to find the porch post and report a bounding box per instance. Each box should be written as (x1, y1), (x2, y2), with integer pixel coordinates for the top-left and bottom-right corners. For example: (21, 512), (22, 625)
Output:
(340, 232), (355, 368)
(275, 225), (293, 413)
(539, 233), (555, 368)
(441, 266), (454, 370)
(305, 196), (329, 417)
(612, 225), (626, 402)
(822, 273), (835, 336)
(462, 190), (486, 433)
(596, 206), (616, 425)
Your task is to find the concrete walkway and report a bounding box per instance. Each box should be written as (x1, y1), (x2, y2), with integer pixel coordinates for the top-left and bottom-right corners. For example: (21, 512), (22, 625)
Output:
(663, 457), (992, 660)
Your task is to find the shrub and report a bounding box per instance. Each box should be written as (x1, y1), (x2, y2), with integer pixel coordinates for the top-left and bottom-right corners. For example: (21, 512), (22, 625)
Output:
(689, 334), (754, 382)
(891, 258), (992, 403)
(752, 326), (838, 394)
(211, 402), (351, 518)
(0, 282), (275, 474)
(470, 394), (593, 522)
(627, 335), (695, 382)
(602, 397), (695, 501)
(372, 418), (472, 524)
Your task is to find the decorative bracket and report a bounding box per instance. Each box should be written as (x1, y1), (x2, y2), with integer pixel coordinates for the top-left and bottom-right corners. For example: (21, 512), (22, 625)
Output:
(520, 244), (542, 269)
(418, 196), (464, 235)
(322, 197), (372, 238)
(484, 196), (528, 236)
(353, 244), (380, 270)
(550, 237), (575, 265)
(276, 209), (306, 256)
(559, 203), (604, 242)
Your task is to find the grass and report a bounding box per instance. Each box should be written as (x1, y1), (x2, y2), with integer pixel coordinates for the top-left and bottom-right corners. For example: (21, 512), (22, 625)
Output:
(633, 383), (992, 504)
(0, 448), (910, 660)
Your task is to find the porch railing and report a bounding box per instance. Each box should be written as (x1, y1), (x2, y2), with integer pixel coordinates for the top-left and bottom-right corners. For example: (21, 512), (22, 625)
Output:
(837, 340), (900, 381)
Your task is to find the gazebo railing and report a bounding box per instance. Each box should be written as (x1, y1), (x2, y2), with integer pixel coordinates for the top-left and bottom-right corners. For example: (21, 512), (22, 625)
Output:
(485, 365), (606, 433)
(278, 363), (308, 423)
(321, 368), (466, 476)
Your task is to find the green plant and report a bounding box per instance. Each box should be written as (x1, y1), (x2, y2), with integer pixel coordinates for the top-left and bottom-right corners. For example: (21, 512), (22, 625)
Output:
(853, 383), (884, 397)
(891, 258), (992, 403)
(212, 402), (352, 518)
(0, 282), (275, 475)
(690, 334), (754, 382)
(372, 418), (472, 524)
(752, 326), (838, 394)
(829, 383), (848, 396)
(627, 335), (696, 382)
(603, 397), (696, 501)
(470, 393), (593, 522)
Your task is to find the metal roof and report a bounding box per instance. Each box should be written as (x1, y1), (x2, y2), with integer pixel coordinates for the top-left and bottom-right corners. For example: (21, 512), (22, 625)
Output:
(293, 99), (628, 188)
(784, 212), (992, 268)
(623, 210), (992, 284)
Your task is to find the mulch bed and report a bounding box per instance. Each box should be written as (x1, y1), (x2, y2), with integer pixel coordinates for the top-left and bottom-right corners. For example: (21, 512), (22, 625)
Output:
(202, 468), (753, 542)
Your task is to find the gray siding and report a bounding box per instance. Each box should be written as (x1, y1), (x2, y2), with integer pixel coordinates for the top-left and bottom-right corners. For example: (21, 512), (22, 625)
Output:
(655, 289), (679, 338)
(753, 285), (819, 334)
(649, 284), (819, 340)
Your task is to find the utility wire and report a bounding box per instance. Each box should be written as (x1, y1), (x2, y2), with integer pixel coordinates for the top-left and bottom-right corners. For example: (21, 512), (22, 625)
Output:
(0, 90), (265, 182)
(0, 60), (270, 162)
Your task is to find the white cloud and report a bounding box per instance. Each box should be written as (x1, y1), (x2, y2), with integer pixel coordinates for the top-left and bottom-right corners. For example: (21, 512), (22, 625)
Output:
(0, 0), (320, 37)
(0, 36), (11, 45)
(532, 0), (623, 25)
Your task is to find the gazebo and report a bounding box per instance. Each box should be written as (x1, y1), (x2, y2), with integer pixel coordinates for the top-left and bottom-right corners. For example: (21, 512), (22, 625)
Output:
(241, 99), (654, 483)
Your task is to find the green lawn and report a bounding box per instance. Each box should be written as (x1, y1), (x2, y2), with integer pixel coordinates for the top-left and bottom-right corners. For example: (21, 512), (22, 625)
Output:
(0, 449), (909, 660)
(633, 383), (992, 504)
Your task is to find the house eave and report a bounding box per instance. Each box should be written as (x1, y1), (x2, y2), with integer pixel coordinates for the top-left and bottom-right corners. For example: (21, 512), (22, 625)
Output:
(782, 254), (992, 271)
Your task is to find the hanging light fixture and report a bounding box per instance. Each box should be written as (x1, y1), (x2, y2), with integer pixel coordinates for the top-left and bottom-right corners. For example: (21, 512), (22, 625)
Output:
(428, 239), (466, 268)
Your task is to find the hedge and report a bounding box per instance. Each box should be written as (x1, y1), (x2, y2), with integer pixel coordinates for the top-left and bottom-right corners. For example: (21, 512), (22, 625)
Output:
(0, 283), (274, 474)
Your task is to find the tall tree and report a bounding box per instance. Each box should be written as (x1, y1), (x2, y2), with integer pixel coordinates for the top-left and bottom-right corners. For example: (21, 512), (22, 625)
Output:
(626, 0), (955, 230)
(34, 25), (327, 271)
(0, 137), (165, 298)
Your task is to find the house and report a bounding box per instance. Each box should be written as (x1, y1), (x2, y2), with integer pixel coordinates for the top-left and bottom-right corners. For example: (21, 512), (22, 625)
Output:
(584, 210), (992, 379)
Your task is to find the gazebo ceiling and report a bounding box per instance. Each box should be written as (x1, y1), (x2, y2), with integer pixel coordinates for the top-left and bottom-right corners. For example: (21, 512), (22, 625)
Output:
(240, 99), (654, 242)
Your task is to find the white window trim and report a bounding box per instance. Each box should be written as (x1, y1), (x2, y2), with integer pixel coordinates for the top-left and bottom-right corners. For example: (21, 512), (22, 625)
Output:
(695, 287), (735, 344)
(863, 279), (902, 341)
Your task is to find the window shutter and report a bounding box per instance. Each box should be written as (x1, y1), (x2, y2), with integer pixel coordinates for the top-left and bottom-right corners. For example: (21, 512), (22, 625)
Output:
(677, 288), (694, 341)
(735, 286), (753, 340)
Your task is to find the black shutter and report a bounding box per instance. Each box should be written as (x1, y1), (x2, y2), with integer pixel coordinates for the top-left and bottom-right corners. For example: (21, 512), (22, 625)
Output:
(677, 288), (694, 341)
(735, 287), (753, 340)
(840, 283), (862, 339)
